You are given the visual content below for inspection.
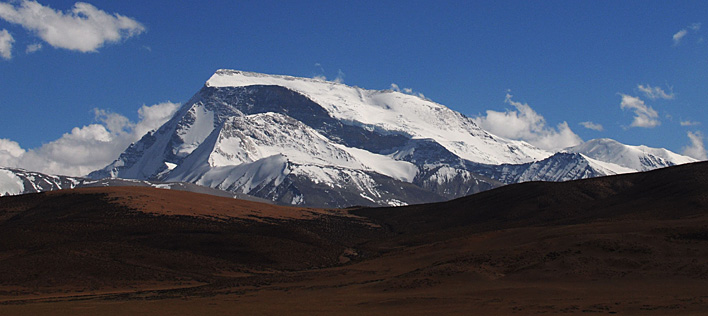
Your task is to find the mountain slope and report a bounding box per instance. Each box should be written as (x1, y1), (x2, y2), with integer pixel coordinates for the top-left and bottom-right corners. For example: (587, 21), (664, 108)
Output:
(472, 152), (636, 184)
(0, 167), (80, 196)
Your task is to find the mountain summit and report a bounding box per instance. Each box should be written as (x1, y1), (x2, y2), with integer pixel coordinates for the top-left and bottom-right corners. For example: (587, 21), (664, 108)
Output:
(85, 70), (695, 207)
(565, 138), (695, 171)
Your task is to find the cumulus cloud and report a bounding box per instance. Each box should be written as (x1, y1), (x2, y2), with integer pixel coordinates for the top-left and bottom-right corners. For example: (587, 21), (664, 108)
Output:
(637, 84), (674, 100)
(25, 42), (41, 53)
(0, 29), (13, 60)
(0, 139), (25, 166)
(389, 83), (400, 92)
(0, 102), (179, 176)
(683, 131), (707, 160)
(0, 0), (145, 53)
(681, 120), (701, 126)
(580, 121), (604, 131)
(620, 94), (660, 128)
(473, 94), (582, 151)
(133, 102), (182, 138)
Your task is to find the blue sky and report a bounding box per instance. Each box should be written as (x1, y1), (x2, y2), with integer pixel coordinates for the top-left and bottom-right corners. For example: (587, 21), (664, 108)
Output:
(0, 0), (707, 175)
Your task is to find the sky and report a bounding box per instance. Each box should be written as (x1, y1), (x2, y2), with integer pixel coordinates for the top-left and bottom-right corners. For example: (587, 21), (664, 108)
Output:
(0, 0), (707, 176)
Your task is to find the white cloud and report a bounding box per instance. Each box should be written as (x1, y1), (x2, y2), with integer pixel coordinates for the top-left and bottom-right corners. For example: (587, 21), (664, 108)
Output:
(25, 42), (41, 53)
(312, 63), (327, 80)
(580, 121), (604, 131)
(0, 29), (13, 60)
(0, 139), (25, 166)
(620, 94), (660, 128)
(673, 29), (688, 45)
(683, 131), (707, 160)
(0, 0), (145, 53)
(473, 94), (582, 151)
(388, 83), (426, 98)
(673, 22), (702, 46)
(311, 67), (345, 83)
(681, 120), (701, 126)
(333, 69), (345, 83)
(0, 101), (179, 176)
(637, 84), (674, 100)
(133, 102), (181, 138)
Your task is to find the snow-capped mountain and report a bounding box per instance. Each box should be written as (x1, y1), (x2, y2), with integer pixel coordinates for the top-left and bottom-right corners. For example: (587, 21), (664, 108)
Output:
(473, 152), (636, 184)
(564, 138), (696, 171)
(0, 167), (269, 201)
(89, 70), (544, 207)
(87, 70), (696, 208)
(0, 168), (82, 196)
(205, 70), (552, 165)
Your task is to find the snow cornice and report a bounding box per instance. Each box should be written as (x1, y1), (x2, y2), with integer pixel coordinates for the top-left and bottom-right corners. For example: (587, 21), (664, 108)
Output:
(206, 69), (348, 88)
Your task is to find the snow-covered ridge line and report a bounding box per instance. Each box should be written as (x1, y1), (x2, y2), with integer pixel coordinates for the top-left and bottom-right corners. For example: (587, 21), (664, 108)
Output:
(580, 153), (637, 175)
(565, 138), (697, 171)
(206, 69), (551, 165)
(209, 69), (352, 87)
(0, 167), (268, 201)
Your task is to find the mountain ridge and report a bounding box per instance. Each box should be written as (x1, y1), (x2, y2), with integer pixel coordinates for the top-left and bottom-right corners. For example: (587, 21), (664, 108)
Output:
(565, 137), (696, 171)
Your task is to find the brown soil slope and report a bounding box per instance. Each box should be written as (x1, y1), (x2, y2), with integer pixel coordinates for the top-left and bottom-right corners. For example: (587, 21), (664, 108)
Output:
(1, 162), (708, 315)
(0, 188), (380, 289)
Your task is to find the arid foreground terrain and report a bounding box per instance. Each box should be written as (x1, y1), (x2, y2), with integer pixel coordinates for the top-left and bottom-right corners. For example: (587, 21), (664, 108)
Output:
(1, 162), (708, 315)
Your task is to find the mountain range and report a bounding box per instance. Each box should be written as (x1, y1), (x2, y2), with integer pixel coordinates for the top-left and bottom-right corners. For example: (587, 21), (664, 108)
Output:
(1, 159), (707, 315)
(0, 70), (697, 207)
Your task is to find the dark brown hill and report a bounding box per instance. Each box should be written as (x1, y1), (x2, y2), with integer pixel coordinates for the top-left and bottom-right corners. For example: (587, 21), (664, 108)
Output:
(1, 162), (708, 315)
(0, 187), (379, 290)
(355, 161), (708, 237)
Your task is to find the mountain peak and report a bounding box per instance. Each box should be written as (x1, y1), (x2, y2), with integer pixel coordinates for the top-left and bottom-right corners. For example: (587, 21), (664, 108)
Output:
(565, 138), (696, 171)
(81, 70), (696, 208)
(204, 69), (550, 165)
(207, 69), (343, 88)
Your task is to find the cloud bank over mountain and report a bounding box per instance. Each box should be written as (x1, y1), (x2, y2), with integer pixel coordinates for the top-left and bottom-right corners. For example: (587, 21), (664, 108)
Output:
(0, 102), (178, 176)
